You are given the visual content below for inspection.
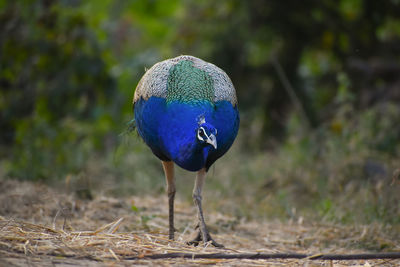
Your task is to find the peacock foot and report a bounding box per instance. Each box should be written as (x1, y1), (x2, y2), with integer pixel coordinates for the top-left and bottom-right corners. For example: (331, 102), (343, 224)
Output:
(187, 228), (224, 248)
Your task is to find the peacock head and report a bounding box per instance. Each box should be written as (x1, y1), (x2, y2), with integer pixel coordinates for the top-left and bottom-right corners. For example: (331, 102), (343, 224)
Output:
(196, 117), (217, 149)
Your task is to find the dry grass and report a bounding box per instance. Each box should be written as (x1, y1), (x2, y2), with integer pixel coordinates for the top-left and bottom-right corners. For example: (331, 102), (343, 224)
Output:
(0, 179), (399, 266)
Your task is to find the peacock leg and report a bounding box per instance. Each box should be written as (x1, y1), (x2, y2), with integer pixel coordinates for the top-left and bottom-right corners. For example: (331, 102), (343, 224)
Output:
(187, 168), (224, 247)
(162, 161), (176, 240)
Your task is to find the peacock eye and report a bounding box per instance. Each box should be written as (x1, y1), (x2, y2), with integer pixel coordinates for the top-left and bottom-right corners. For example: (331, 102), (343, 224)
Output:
(199, 129), (206, 137)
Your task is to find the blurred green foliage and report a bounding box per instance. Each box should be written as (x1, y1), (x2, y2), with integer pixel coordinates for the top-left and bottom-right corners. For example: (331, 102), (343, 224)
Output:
(1, 0), (399, 224)
(0, 0), (117, 179)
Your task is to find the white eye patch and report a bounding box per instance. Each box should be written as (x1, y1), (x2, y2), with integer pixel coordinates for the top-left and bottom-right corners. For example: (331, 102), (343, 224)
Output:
(197, 127), (209, 141)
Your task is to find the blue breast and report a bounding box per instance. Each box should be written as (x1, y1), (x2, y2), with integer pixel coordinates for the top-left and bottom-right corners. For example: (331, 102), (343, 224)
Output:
(134, 96), (239, 171)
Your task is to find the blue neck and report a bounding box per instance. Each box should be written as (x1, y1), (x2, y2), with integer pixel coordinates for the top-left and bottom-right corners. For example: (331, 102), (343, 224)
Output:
(134, 96), (239, 172)
(172, 139), (211, 171)
(158, 101), (214, 171)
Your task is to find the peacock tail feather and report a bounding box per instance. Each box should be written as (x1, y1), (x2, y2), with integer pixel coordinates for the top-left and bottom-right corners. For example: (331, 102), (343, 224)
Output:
(133, 55), (237, 106)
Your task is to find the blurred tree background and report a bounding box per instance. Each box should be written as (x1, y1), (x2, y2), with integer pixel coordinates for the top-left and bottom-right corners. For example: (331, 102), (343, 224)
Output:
(1, 0), (399, 225)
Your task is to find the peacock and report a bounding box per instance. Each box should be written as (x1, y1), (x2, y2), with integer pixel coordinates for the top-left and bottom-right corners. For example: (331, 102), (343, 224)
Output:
(132, 55), (239, 247)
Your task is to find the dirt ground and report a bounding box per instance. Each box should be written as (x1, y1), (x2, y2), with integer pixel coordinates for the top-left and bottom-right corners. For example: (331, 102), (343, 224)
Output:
(0, 179), (399, 266)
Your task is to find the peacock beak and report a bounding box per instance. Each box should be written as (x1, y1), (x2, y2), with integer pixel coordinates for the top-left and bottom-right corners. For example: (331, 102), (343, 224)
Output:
(206, 134), (217, 149)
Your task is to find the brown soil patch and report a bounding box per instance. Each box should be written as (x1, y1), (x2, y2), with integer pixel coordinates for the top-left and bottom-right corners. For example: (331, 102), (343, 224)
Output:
(0, 179), (399, 266)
